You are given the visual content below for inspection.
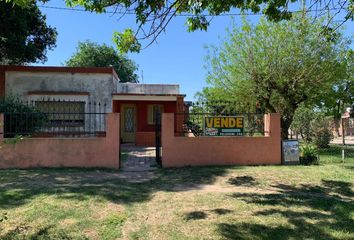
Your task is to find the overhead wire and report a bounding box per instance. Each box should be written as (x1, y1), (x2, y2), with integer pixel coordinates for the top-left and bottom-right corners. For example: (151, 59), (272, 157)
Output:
(38, 5), (348, 18)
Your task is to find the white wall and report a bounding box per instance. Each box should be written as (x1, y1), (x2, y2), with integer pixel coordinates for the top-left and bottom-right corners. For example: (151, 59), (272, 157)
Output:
(5, 71), (117, 112)
(117, 83), (180, 95)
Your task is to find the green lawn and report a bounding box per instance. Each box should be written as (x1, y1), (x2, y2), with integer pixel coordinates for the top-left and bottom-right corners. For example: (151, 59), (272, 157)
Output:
(318, 144), (354, 164)
(0, 149), (353, 239)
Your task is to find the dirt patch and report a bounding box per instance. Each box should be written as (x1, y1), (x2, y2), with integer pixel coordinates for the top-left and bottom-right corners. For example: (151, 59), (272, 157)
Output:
(115, 171), (157, 183)
(83, 229), (98, 239)
(171, 183), (277, 194)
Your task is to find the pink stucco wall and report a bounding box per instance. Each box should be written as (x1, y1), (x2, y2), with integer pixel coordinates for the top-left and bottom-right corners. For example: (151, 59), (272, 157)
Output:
(0, 113), (120, 169)
(162, 113), (281, 167)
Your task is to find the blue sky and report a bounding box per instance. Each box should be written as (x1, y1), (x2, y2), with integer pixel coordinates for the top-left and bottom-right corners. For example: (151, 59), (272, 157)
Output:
(36, 0), (353, 101)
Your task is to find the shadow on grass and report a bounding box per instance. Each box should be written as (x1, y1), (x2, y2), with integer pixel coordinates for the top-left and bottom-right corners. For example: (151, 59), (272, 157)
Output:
(184, 211), (207, 221)
(184, 208), (233, 221)
(0, 225), (56, 240)
(219, 180), (354, 239)
(212, 208), (233, 215)
(0, 166), (232, 210)
(344, 165), (354, 170)
(0, 167), (231, 239)
(227, 176), (258, 187)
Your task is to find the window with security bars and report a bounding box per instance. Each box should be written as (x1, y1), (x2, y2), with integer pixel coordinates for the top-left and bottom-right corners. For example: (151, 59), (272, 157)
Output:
(147, 104), (163, 125)
(35, 101), (85, 127)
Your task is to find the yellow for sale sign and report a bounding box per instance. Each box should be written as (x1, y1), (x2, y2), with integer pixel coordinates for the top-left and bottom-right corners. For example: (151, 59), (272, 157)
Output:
(204, 116), (244, 136)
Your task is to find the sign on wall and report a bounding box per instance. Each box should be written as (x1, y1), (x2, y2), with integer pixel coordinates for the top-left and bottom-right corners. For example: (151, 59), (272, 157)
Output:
(204, 116), (244, 136)
(282, 140), (300, 165)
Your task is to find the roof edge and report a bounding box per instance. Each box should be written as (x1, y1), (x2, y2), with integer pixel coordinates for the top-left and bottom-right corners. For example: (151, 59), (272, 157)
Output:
(112, 93), (186, 97)
(0, 65), (119, 80)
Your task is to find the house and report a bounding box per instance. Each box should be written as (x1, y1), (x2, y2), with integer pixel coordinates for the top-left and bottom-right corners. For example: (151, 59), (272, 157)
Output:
(340, 107), (354, 136)
(0, 65), (186, 146)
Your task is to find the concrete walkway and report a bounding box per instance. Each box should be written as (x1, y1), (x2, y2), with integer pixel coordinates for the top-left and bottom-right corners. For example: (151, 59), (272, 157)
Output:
(331, 136), (354, 145)
(121, 145), (158, 172)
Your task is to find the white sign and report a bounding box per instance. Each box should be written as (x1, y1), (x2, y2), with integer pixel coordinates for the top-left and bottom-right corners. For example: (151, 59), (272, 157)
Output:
(282, 140), (299, 164)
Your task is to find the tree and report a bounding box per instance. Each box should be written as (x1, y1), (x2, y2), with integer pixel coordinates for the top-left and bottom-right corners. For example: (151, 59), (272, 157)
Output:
(201, 15), (351, 139)
(319, 49), (354, 118)
(0, 0), (57, 64)
(63, 0), (353, 52)
(65, 41), (139, 83)
(6, 0), (353, 52)
(291, 105), (316, 143)
(291, 105), (333, 148)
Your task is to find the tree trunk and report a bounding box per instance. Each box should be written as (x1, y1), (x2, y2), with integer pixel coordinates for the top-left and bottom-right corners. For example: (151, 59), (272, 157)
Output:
(281, 116), (293, 140)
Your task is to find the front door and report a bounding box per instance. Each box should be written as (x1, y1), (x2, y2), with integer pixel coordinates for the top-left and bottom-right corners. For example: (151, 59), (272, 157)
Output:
(121, 104), (136, 143)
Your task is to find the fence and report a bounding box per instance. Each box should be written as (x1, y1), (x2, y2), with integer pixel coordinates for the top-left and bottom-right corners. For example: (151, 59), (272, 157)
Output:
(176, 101), (266, 137)
(0, 113), (120, 169)
(162, 113), (282, 167)
(2, 100), (107, 138)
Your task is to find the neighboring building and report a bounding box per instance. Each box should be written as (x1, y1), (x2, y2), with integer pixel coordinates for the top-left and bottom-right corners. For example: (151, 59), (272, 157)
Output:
(0, 65), (186, 146)
(340, 107), (354, 136)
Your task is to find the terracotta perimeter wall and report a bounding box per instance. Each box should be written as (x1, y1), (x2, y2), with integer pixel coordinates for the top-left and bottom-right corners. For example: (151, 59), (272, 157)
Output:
(162, 113), (281, 167)
(0, 113), (120, 169)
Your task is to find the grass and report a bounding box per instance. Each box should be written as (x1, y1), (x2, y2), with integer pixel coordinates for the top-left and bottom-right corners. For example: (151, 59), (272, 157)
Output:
(0, 146), (353, 239)
(318, 144), (354, 164)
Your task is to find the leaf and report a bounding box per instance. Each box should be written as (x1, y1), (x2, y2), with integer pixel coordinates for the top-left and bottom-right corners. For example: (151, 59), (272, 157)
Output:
(113, 29), (141, 53)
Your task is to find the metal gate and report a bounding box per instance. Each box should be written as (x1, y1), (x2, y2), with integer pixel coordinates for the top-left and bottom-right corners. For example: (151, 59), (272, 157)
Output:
(155, 111), (162, 167)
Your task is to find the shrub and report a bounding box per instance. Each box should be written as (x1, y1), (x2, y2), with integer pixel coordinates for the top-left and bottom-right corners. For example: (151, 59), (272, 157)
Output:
(300, 143), (319, 165)
(0, 97), (47, 138)
(291, 106), (315, 143)
(291, 106), (334, 148)
(186, 120), (203, 136)
(311, 115), (333, 148)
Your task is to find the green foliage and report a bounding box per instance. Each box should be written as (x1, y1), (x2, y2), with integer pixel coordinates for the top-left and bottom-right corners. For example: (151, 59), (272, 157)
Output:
(311, 115), (334, 148)
(319, 49), (354, 118)
(66, 41), (139, 83)
(1, 96), (31, 113)
(3, 135), (26, 144)
(186, 120), (203, 136)
(186, 16), (209, 32)
(99, 213), (126, 240)
(64, 0), (299, 52)
(113, 29), (142, 54)
(63, 0), (352, 53)
(291, 106), (333, 148)
(6, 0), (353, 53)
(300, 143), (319, 165)
(0, 97), (47, 138)
(291, 106), (315, 143)
(201, 15), (351, 139)
(0, 0), (57, 64)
